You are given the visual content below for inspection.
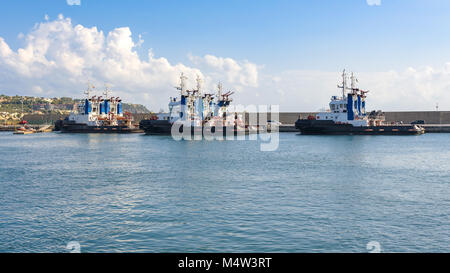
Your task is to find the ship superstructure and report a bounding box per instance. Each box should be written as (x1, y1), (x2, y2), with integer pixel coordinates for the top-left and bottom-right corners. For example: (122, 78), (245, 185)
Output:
(314, 70), (382, 126)
(140, 73), (243, 135)
(56, 83), (140, 133)
(67, 84), (128, 126)
(295, 70), (424, 135)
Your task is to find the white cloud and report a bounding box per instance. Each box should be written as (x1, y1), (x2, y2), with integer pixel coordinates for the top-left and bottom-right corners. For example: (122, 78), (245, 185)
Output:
(0, 15), (260, 111)
(366, 0), (381, 6)
(189, 54), (259, 89)
(243, 66), (450, 112)
(1, 15), (450, 113)
(67, 0), (81, 6)
(357, 65), (450, 111)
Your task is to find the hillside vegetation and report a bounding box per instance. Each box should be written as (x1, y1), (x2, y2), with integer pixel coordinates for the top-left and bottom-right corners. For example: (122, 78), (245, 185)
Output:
(0, 94), (151, 119)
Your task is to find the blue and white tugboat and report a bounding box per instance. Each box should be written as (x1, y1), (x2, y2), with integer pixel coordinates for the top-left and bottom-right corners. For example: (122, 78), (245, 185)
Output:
(55, 84), (141, 133)
(139, 73), (245, 136)
(295, 70), (425, 135)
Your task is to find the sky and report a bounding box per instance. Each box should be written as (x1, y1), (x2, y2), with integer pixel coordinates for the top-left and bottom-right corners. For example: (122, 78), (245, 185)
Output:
(1, 0), (450, 111)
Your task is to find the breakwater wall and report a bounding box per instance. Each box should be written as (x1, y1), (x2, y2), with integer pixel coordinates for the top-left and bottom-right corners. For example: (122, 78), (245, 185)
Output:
(6, 111), (450, 125)
(384, 111), (450, 124)
(15, 113), (154, 125)
(245, 111), (450, 125)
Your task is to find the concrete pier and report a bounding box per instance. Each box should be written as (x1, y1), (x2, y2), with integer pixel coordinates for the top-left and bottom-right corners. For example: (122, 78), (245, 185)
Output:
(2, 111), (450, 133)
(268, 111), (450, 125)
(8, 111), (450, 126)
(0, 125), (51, 132)
(244, 111), (450, 133)
(422, 124), (450, 133)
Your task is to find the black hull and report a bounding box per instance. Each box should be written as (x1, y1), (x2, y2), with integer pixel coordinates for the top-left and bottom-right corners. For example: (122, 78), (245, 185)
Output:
(139, 119), (249, 136)
(60, 123), (143, 134)
(295, 119), (425, 135)
(139, 120), (173, 135)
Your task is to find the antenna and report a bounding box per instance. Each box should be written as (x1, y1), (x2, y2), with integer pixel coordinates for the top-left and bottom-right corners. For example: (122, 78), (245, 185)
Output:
(217, 82), (223, 98)
(84, 81), (94, 98)
(196, 75), (203, 95)
(103, 84), (111, 100)
(350, 72), (360, 94)
(337, 70), (347, 99)
(351, 72), (355, 93)
(176, 73), (188, 95)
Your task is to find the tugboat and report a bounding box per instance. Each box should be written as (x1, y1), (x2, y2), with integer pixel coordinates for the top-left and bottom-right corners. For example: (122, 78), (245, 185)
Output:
(139, 73), (245, 136)
(55, 84), (142, 133)
(295, 70), (425, 135)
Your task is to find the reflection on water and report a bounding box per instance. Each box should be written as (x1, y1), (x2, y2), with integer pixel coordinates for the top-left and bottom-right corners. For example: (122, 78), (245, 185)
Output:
(0, 132), (449, 252)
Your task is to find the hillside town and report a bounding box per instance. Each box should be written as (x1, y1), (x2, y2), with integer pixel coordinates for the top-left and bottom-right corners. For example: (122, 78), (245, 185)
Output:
(0, 94), (150, 124)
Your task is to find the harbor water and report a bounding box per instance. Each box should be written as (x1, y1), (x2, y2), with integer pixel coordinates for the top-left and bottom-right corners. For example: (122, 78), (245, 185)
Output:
(0, 132), (449, 252)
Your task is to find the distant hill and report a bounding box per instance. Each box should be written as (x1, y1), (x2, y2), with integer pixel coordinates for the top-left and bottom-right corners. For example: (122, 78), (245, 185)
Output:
(122, 103), (151, 114)
(0, 94), (151, 115)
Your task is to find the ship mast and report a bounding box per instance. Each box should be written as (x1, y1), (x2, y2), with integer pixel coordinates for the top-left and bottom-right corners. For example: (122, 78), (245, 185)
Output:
(217, 82), (223, 98)
(176, 73), (188, 96)
(85, 81), (94, 99)
(350, 72), (358, 94)
(196, 75), (203, 96)
(103, 84), (110, 100)
(337, 70), (347, 99)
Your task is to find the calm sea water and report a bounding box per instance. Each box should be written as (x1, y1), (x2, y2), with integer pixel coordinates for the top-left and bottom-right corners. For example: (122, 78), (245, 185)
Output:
(0, 131), (449, 253)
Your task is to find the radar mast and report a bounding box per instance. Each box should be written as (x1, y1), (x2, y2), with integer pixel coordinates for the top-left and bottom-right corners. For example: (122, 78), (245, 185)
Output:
(196, 75), (203, 95)
(217, 82), (223, 98)
(350, 72), (358, 94)
(337, 70), (347, 99)
(176, 73), (188, 95)
(85, 81), (94, 99)
(103, 84), (111, 100)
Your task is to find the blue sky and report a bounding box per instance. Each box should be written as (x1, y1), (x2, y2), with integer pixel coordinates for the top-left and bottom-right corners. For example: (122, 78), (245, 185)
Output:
(1, 0), (450, 111)
(2, 0), (450, 71)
